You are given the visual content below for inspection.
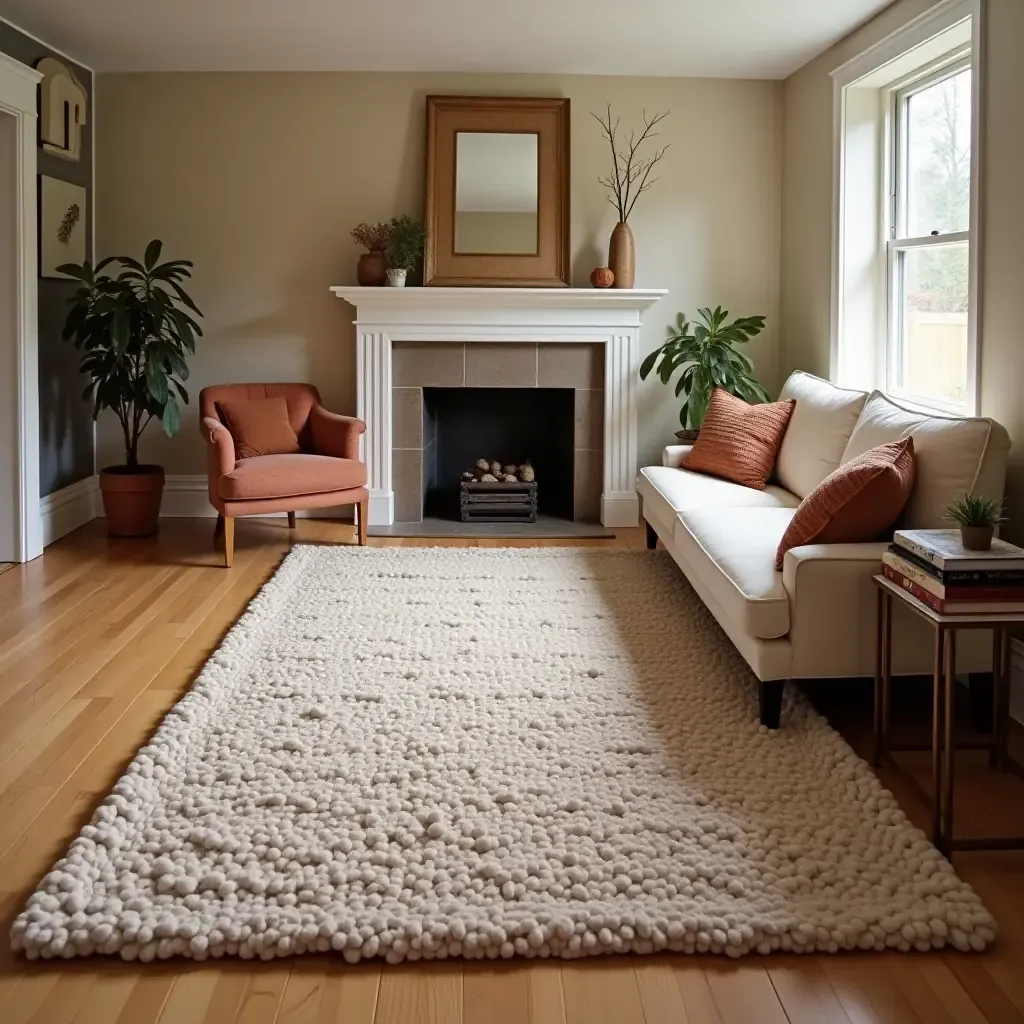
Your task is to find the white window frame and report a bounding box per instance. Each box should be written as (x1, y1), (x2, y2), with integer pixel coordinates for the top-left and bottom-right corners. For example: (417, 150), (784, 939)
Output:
(885, 53), (973, 413)
(830, 0), (983, 416)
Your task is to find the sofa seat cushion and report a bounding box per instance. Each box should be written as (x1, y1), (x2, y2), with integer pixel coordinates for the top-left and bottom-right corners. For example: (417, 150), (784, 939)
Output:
(219, 453), (367, 501)
(674, 507), (796, 639)
(638, 465), (800, 523)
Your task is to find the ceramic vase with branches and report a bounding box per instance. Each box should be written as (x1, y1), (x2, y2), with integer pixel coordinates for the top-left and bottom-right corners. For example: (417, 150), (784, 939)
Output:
(593, 105), (669, 288)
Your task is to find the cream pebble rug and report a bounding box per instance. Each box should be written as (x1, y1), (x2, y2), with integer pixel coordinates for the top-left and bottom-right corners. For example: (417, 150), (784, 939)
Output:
(13, 546), (995, 963)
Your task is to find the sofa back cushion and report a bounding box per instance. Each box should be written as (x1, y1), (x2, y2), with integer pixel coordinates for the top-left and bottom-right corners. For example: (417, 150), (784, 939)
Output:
(840, 391), (1011, 528)
(774, 371), (868, 498)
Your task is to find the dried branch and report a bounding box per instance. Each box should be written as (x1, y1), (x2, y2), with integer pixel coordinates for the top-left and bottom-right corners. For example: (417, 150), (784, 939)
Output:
(592, 106), (670, 222)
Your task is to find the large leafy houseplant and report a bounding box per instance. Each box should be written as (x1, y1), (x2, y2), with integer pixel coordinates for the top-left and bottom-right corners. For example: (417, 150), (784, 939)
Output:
(60, 239), (203, 536)
(639, 306), (768, 431)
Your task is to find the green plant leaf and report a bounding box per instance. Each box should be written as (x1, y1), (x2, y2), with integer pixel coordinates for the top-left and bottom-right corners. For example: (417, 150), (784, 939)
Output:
(161, 394), (180, 436)
(639, 348), (661, 380)
(144, 239), (163, 271)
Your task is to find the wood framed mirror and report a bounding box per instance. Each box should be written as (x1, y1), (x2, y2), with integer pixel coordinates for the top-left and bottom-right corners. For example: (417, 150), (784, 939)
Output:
(424, 96), (570, 287)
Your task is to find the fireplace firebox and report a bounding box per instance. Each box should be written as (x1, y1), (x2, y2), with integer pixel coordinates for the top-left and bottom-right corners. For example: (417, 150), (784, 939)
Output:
(422, 387), (574, 522)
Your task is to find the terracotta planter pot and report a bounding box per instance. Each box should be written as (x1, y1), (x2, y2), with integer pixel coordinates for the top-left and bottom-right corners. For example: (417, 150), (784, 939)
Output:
(608, 221), (635, 289)
(100, 466), (165, 537)
(959, 524), (994, 551)
(356, 250), (387, 286)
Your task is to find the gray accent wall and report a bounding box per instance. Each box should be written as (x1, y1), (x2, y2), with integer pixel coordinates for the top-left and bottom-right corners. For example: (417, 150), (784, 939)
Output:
(0, 20), (94, 495)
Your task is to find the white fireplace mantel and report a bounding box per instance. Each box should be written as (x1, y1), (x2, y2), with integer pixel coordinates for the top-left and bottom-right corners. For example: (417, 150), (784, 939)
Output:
(330, 286), (667, 528)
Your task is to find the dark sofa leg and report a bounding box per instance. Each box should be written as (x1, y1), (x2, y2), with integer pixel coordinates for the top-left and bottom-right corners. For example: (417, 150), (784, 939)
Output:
(759, 680), (784, 729)
(645, 521), (659, 550)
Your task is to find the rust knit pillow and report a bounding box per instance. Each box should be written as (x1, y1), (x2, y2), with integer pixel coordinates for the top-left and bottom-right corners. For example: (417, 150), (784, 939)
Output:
(682, 389), (796, 490)
(215, 397), (301, 460)
(774, 437), (916, 569)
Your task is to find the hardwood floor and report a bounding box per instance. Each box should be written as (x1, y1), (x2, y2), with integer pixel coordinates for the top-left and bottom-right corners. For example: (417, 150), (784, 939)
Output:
(2, 517), (1024, 1024)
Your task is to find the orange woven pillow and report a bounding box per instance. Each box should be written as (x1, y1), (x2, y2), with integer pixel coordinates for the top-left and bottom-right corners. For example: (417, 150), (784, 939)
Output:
(774, 437), (916, 569)
(215, 397), (301, 460)
(682, 389), (796, 490)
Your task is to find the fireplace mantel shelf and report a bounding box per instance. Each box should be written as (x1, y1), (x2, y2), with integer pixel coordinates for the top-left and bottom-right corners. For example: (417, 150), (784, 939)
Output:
(332, 286), (667, 529)
(330, 286), (667, 312)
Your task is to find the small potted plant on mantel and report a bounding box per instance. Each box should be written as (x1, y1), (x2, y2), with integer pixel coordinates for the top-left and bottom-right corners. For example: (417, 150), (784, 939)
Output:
(351, 221), (392, 286)
(386, 215), (427, 287)
(60, 240), (203, 537)
(945, 494), (1006, 551)
(639, 306), (769, 441)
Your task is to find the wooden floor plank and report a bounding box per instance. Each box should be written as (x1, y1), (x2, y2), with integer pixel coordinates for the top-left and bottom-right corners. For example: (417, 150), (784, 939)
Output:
(560, 961), (646, 1024)
(374, 966), (461, 1024)
(633, 959), (695, 1023)
(703, 965), (790, 1024)
(463, 965), (531, 1024)
(768, 962), (853, 1024)
(69, 972), (138, 1024)
(233, 969), (290, 1024)
(526, 965), (566, 1024)
(320, 968), (381, 1024)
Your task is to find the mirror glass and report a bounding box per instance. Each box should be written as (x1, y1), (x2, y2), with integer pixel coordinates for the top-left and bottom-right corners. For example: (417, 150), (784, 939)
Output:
(454, 132), (539, 255)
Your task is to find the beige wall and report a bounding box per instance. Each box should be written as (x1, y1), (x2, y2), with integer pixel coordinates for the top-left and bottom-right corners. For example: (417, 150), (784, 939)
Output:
(780, 0), (1024, 538)
(95, 72), (782, 476)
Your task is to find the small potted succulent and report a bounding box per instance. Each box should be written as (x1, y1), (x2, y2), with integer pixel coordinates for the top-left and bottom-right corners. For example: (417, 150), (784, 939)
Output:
(944, 494), (1006, 551)
(386, 215), (426, 287)
(640, 306), (769, 441)
(351, 222), (392, 286)
(60, 240), (203, 537)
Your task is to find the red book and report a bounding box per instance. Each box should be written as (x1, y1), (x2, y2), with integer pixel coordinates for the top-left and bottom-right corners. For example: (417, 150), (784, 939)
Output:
(882, 564), (1024, 614)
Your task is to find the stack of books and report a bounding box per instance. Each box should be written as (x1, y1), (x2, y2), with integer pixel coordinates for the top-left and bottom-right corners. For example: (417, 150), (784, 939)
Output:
(882, 529), (1024, 614)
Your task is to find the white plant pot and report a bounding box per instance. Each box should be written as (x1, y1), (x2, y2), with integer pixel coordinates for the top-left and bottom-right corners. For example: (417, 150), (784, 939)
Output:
(386, 269), (408, 288)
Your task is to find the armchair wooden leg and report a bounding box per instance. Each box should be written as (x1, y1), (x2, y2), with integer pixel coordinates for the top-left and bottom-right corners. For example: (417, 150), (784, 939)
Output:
(356, 499), (368, 546)
(287, 511), (296, 529)
(223, 516), (235, 568)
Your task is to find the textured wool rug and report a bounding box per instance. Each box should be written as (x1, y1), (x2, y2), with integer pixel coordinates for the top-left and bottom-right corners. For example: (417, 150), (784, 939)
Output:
(13, 547), (994, 963)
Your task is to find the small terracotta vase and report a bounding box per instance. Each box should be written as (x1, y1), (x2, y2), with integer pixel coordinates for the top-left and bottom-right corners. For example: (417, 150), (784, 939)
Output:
(100, 465), (165, 537)
(357, 250), (387, 286)
(608, 222), (635, 289)
(590, 266), (614, 288)
(959, 524), (994, 551)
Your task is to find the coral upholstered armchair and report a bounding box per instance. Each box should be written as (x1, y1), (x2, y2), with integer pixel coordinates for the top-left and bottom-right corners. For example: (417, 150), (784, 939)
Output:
(200, 384), (368, 566)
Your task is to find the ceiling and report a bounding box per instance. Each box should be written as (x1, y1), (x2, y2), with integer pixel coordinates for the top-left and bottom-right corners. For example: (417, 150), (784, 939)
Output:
(0, 0), (893, 78)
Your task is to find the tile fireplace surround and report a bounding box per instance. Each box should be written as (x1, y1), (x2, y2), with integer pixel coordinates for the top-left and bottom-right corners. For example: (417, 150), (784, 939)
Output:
(330, 288), (667, 528)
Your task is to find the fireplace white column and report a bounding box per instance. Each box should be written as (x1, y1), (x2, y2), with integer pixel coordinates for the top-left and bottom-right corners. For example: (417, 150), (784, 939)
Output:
(331, 287), (667, 528)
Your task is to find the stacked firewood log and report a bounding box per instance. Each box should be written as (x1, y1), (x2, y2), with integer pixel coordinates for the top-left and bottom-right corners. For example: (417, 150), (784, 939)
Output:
(461, 459), (536, 484)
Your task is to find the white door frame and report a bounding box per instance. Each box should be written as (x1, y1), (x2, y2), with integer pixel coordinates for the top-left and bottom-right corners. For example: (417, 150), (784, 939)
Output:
(0, 52), (42, 563)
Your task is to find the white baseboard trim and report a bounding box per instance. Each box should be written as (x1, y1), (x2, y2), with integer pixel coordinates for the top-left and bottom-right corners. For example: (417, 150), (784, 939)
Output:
(160, 475), (354, 520)
(601, 492), (640, 528)
(40, 475), (100, 547)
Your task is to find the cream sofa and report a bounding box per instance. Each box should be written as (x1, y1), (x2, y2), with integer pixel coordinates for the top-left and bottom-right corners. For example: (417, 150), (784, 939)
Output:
(637, 372), (1012, 727)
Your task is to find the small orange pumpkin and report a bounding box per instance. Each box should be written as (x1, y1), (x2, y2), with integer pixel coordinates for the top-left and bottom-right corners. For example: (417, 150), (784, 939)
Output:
(590, 266), (614, 288)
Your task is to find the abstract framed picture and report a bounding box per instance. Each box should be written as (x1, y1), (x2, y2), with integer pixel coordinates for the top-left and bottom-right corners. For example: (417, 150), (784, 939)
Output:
(40, 175), (87, 278)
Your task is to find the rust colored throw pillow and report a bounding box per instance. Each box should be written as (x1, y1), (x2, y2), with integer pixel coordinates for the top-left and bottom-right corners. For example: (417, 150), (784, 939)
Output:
(682, 389), (796, 490)
(215, 397), (301, 460)
(774, 437), (916, 569)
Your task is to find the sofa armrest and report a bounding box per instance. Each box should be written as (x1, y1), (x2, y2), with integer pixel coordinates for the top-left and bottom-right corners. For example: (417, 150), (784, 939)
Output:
(662, 445), (694, 468)
(202, 415), (235, 477)
(309, 405), (365, 462)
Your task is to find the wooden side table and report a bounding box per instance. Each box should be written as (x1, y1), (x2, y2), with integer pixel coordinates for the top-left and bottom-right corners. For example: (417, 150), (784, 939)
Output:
(873, 574), (1024, 857)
